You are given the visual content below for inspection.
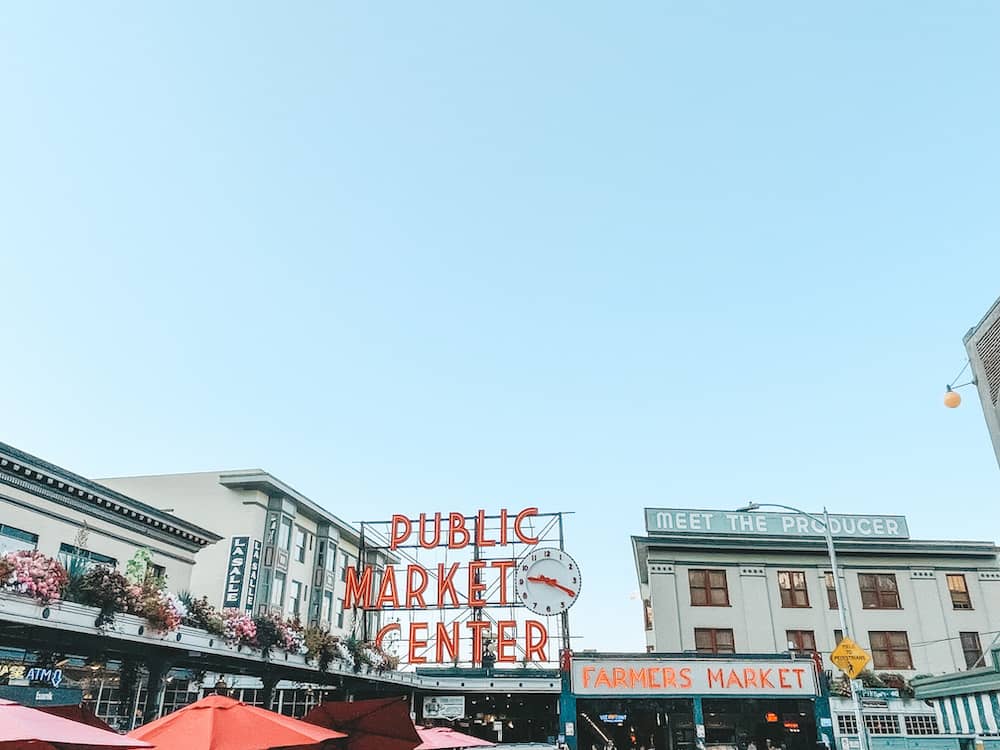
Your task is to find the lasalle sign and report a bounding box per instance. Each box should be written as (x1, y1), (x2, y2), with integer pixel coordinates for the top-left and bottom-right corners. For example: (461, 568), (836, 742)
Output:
(349, 507), (578, 666)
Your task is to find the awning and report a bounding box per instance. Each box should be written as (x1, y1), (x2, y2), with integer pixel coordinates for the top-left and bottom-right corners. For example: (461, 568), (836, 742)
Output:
(932, 692), (1000, 734)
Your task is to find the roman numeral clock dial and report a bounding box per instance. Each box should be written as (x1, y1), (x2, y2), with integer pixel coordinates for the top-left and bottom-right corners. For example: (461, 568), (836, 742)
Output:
(514, 547), (582, 616)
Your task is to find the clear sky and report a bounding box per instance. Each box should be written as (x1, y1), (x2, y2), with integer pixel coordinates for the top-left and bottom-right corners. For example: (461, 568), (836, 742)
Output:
(1, 3), (999, 654)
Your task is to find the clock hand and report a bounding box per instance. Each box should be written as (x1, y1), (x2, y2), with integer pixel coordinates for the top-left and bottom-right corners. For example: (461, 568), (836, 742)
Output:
(527, 575), (576, 597)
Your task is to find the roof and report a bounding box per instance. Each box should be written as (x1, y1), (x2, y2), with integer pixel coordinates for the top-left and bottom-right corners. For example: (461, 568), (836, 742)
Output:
(914, 649), (1000, 699)
(964, 295), (1000, 344)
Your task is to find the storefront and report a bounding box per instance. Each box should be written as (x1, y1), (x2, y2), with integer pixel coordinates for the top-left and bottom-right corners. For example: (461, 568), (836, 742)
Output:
(564, 654), (829, 750)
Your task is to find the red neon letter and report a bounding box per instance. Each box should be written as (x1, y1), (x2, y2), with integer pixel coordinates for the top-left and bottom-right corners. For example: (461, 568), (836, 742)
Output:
(419, 513), (442, 549)
(390, 515), (412, 550)
(448, 512), (470, 549)
(497, 620), (518, 663)
(408, 622), (428, 664)
(499, 508), (509, 545)
(437, 563), (460, 607)
(435, 621), (461, 663)
(406, 564), (428, 608)
(468, 561), (487, 607)
(514, 507), (540, 544)
(374, 565), (400, 609)
(490, 559), (515, 605)
(467, 620), (491, 664)
(525, 619), (548, 662)
(344, 565), (373, 608)
(475, 509), (495, 547)
(374, 622), (401, 651)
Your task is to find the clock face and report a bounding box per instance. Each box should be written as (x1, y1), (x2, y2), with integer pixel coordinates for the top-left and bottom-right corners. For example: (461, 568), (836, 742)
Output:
(514, 547), (581, 615)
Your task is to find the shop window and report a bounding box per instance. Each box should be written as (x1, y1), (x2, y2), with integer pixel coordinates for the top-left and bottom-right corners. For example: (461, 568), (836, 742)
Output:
(643, 599), (654, 631)
(294, 528), (307, 563)
(858, 573), (901, 609)
(864, 715), (901, 735)
(778, 570), (810, 608)
(694, 628), (735, 654)
(837, 715), (857, 735)
(688, 569), (729, 606)
(278, 688), (317, 718)
(947, 574), (973, 609)
(59, 543), (117, 568)
(869, 630), (913, 669)
(904, 715), (940, 735)
(236, 688), (265, 707)
(0, 524), (38, 554)
(960, 631), (983, 669)
(278, 518), (292, 551)
(271, 571), (287, 608)
(786, 629), (816, 654)
(825, 572), (838, 609)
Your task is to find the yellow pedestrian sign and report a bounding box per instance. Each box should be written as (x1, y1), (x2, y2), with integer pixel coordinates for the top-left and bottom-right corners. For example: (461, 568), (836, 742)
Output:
(831, 637), (871, 679)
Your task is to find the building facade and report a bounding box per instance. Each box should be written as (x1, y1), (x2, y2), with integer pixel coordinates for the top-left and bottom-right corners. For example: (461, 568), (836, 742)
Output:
(633, 508), (1000, 748)
(964, 295), (1000, 470)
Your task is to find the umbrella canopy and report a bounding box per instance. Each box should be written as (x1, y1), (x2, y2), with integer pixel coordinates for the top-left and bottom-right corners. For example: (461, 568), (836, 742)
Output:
(0, 699), (151, 750)
(303, 697), (420, 750)
(415, 727), (495, 750)
(35, 707), (115, 732)
(129, 695), (347, 750)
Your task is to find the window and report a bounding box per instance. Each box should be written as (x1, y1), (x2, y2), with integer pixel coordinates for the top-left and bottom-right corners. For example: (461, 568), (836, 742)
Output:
(786, 630), (816, 654)
(149, 563), (166, 579)
(695, 628), (735, 654)
(778, 571), (809, 608)
(859, 573), (901, 609)
(960, 632), (983, 669)
(325, 544), (338, 573)
(336, 598), (345, 628)
(643, 599), (654, 631)
(870, 630), (913, 669)
(322, 591), (334, 624)
(0, 524), (37, 554)
(689, 569), (729, 606)
(340, 552), (355, 583)
(834, 629), (844, 646)
(646, 645), (655, 653)
(837, 715), (857, 735)
(825, 572), (839, 609)
(947, 574), (973, 609)
(271, 571), (286, 608)
(289, 580), (304, 617)
(59, 543), (116, 567)
(278, 518), (292, 551)
(294, 528), (307, 563)
(864, 715), (901, 735)
(904, 715), (940, 735)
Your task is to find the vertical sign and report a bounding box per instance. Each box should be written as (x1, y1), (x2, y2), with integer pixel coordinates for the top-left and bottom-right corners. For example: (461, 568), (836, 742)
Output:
(223, 536), (250, 608)
(244, 539), (262, 612)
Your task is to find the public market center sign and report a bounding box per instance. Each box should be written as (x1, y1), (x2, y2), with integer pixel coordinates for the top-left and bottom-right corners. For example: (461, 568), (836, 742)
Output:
(645, 508), (909, 539)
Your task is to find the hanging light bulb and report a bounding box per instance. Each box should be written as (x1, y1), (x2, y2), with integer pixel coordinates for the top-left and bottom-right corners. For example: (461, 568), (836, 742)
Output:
(944, 386), (962, 408)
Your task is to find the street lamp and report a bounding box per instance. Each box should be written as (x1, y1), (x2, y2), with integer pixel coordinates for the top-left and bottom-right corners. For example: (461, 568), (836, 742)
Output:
(735, 502), (867, 750)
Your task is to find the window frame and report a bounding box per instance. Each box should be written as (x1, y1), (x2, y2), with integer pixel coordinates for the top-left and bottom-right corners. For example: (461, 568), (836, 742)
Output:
(278, 518), (293, 551)
(960, 631), (982, 669)
(694, 627), (735, 654)
(289, 580), (303, 617)
(688, 569), (730, 607)
(294, 527), (307, 563)
(947, 574), (973, 610)
(777, 570), (810, 608)
(858, 573), (902, 610)
(869, 630), (913, 670)
(0, 523), (38, 553)
(271, 571), (287, 609)
(904, 715), (939, 735)
(59, 543), (117, 567)
(786, 629), (817, 654)
(825, 571), (839, 609)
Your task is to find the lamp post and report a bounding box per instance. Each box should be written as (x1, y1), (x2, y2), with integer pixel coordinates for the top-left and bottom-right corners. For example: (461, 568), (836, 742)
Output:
(736, 502), (867, 750)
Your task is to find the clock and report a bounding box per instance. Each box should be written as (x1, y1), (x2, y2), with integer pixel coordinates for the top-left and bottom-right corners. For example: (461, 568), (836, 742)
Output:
(514, 547), (582, 615)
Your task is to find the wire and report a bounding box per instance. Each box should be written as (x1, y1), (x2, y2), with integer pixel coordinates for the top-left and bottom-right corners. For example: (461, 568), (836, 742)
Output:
(949, 360), (971, 388)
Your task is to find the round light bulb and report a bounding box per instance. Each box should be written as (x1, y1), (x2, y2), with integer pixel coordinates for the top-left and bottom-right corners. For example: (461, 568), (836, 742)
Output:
(944, 388), (961, 408)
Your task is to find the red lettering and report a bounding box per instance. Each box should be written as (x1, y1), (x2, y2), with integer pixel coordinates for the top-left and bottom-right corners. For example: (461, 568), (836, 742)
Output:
(779, 668), (791, 689)
(434, 622), (460, 663)
(629, 668), (647, 688)
(448, 512), (470, 549)
(744, 668), (758, 688)
(390, 515), (412, 550)
(419, 513), (442, 549)
(664, 667), (677, 687)
(343, 565), (373, 608)
(679, 668), (692, 688)
(514, 507), (540, 544)
(707, 668), (724, 688)
(611, 667), (626, 688)
(437, 563), (460, 607)
(497, 620), (517, 663)
(648, 668), (661, 689)
(374, 622), (401, 651)
(408, 622), (428, 664)
(466, 620), (491, 664)
(499, 509), (509, 545)
(594, 668), (612, 689)
(374, 565), (400, 608)
(525, 619), (548, 662)
(582, 665), (595, 687)
(759, 669), (774, 688)
(475, 509), (495, 547)
(793, 667), (805, 688)
(725, 669), (743, 689)
(406, 564), (428, 608)
(468, 561), (487, 606)
(491, 560), (515, 604)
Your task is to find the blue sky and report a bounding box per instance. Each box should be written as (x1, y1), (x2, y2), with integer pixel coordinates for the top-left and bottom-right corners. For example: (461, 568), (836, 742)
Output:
(1, 3), (998, 653)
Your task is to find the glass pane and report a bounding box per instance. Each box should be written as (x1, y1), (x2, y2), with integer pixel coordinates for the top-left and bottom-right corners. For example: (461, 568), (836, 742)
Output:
(889, 631), (908, 647)
(709, 571), (726, 587)
(861, 591), (878, 608)
(710, 588), (727, 605)
(717, 630), (734, 648)
(778, 572), (790, 589)
(878, 575), (898, 591)
(689, 570), (706, 586)
(695, 630), (712, 648)
(691, 588), (708, 605)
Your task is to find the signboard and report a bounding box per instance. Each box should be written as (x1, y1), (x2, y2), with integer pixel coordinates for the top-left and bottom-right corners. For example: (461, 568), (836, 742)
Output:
(223, 536), (250, 608)
(644, 508), (909, 539)
(858, 688), (899, 700)
(244, 540), (262, 612)
(423, 696), (466, 720)
(0, 664), (63, 687)
(572, 658), (819, 696)
(831, 638), (871, 679)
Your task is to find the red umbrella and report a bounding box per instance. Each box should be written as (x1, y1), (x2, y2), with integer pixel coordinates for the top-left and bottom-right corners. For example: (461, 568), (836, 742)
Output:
(303, 697), (420, 750)
(129, 695), (347, 750)
(35, 707), (114, 732)
(0, 699), (151, 750)
(415, 727), (495, 749)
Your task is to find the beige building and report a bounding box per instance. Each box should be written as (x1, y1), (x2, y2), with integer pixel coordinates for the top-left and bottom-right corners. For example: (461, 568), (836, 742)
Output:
(100, 470), (386, 636)
(0, 441), (220, 589)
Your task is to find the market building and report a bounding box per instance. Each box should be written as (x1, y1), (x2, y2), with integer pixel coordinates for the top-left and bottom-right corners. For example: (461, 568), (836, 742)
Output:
(632, 507), (1000, 749)
(964, 294), (1000, 470)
